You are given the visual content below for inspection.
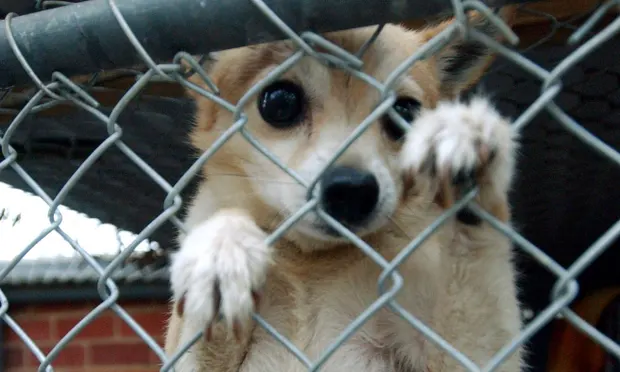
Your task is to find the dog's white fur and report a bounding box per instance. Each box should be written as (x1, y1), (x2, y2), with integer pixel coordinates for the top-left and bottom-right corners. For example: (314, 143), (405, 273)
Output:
(165, 9), (524, 372)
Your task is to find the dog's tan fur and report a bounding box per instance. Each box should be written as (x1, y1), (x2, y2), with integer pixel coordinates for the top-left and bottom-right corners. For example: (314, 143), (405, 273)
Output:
(165, 9), (524, 372)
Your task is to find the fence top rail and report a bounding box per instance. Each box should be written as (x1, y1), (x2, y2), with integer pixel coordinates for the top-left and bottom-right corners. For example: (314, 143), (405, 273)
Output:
(0, 0), (535, 89)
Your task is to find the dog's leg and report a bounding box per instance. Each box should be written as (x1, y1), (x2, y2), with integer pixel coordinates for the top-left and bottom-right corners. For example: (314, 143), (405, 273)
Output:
(397, 98), (523, 371)
(167, 209), (272, 371)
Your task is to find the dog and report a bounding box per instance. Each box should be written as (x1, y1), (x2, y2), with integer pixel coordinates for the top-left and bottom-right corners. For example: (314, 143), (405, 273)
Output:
(164, 7), (524, 372)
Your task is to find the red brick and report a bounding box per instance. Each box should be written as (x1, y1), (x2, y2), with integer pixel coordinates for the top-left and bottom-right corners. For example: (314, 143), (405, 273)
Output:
(4, 346), (24, 368)
(74, 368), (160, 372)
(119, 309), (168, 339)
(4, 305), (30, 317)
(120, 300), (168, 309)
(55, 312), (114, 340)
(90, 341), (154, 365)
(35, 302), (96, 314)
(25, 343), (85, 367)
(13, 303), (95, 317)
(5, 318), (52, 343)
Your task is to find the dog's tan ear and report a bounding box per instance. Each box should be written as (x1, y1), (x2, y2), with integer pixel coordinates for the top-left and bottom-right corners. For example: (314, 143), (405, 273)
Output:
(422, 7), (517, 98)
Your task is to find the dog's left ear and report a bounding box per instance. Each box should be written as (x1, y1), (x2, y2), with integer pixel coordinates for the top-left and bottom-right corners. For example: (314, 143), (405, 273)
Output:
(183, 52), (220, 100)
(422, 7), (517, 98)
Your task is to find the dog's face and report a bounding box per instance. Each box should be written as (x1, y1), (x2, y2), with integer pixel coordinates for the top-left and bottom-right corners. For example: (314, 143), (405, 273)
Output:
(188, 12), (512, 247)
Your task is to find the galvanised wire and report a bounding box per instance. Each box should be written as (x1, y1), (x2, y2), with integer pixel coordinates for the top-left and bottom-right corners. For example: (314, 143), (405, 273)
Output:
(0, 0), (618, 371)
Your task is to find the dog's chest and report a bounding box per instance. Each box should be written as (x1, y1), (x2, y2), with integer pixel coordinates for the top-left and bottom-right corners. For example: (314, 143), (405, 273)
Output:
(240, 258), (420, 371)
(240, 335), (394, 372)
(242, 301), (395, 371)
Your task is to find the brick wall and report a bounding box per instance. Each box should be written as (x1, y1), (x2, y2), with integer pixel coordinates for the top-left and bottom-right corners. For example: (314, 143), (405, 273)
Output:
(3, 300), (171, 372)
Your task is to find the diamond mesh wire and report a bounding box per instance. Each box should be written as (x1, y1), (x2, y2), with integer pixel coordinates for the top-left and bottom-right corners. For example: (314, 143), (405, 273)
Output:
(0, 0), (619, 371)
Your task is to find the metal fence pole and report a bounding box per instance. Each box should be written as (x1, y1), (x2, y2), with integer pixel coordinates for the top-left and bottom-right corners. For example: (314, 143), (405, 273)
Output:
(0, 0), (534, 88)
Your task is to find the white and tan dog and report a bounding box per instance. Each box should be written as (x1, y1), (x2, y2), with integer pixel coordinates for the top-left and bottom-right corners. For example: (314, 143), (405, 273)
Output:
(165, 8), (524, 372)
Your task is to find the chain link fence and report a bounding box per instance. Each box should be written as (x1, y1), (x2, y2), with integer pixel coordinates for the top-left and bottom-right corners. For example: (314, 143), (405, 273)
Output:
(0, 0), (619, 371)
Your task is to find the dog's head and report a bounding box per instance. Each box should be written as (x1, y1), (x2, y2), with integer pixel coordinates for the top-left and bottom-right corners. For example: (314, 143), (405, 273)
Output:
(188, 10), (514, 248)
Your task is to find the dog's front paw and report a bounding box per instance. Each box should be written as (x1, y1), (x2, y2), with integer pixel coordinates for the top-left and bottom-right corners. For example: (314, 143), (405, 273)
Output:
(401, 98), (516, 218)
(170, 209), (272, 341)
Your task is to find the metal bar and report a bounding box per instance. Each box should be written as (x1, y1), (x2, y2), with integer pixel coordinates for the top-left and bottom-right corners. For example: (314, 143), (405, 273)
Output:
(2, 283), (171, 304)
(0, 0), (535, 88)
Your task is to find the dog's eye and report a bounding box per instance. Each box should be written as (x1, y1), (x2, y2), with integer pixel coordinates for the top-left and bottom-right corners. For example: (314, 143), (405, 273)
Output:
(258, 81), (305, 128)
(382, 97), (421, 141)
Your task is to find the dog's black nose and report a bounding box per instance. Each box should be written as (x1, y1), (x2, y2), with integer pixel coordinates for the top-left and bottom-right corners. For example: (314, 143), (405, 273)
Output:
(320, 166), (380, 226)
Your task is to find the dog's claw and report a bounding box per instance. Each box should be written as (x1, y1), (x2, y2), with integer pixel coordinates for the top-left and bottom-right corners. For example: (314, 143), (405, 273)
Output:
(205, 323), (214, 342)
(252, 290), (262, 310)
(177, 293), (186, 317)
(451, 167), (476, 188)
(232, 320), (243, 343)
(420, 151), (437, 177)
(212, 279), (222, 317)
(478, 142), (491, 165)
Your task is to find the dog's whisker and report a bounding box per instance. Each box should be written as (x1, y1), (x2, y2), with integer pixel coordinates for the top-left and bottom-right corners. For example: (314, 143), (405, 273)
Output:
(206, 190), (263, 204)
(387, 216), (413, 240)
(265, 205), (290, 232)
(207, 173), (300, 185)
